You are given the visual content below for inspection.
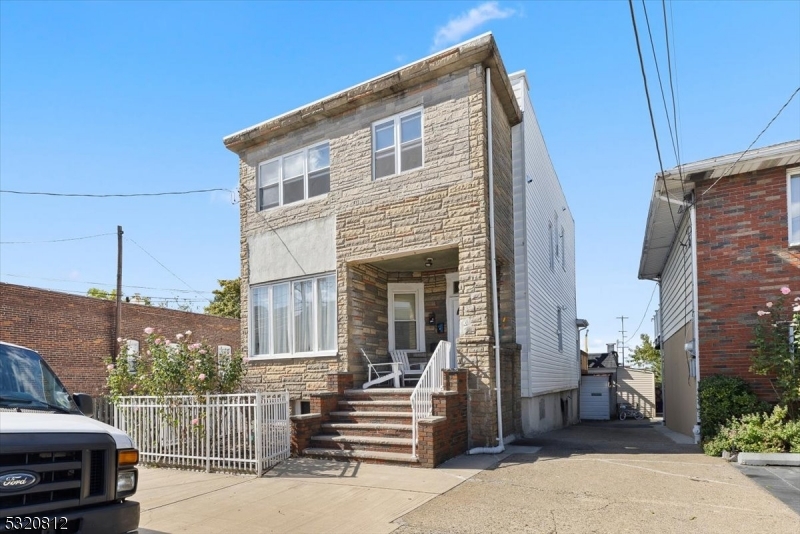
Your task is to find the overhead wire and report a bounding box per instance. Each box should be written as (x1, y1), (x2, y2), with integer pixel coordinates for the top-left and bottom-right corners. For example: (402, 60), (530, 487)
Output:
(0, 233), (116, 245)
(701, 85), (800, 197)
(0, 188), (235, 198)
(0, 273), (214, 294)
(125, 237), (203, 298)
(624, 283), (658, 345)
(628, 0), (679, 232)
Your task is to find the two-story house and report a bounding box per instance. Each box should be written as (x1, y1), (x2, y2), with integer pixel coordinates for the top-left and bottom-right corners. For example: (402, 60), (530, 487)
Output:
(639, 140), (800, 438)
(224, 33), (578, 464)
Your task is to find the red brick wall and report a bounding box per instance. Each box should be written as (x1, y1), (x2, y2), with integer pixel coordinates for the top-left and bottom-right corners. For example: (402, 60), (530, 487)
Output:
(0, 283), (240, 396)
(695, 165), (800, 400)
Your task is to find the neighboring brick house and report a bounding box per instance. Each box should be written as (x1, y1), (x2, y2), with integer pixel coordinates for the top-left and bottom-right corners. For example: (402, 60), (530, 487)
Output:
(639, 140), (800, 438)
(0, 283), (240, 396)
(223, 33), (578, 461)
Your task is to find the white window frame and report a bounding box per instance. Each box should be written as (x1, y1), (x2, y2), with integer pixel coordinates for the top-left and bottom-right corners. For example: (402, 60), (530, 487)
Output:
(388, 283), (425, 352)
(788, 167), (800, 247)
(248, 273), (337, 360)
(257, 141), (330, 212)
(372, 107), (424, 180)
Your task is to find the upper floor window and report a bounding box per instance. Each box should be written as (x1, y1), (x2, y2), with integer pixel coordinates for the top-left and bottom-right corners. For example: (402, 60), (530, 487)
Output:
(373, 108), (423, 179)
(258, 142), (330, 211)
(250, 273), (336, 358)
(789, 169), (800, 246)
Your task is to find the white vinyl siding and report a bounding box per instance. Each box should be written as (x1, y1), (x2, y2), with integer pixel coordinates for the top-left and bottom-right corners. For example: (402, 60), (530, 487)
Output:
(512, 75), (579, 397)
(250, 273), (336, 359)
(788, 169), (800, 246)
(660, 216), (693, 340)
(616, 368), (657, 418)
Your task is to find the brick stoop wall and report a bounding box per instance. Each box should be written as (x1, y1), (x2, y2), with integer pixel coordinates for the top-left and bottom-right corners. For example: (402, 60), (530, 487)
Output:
(290, 370), (469, 468)
(0, 283), (240, 396)
(694, 165), (800, 401)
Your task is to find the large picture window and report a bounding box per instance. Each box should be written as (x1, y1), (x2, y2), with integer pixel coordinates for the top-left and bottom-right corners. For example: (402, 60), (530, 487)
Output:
(257, 142), (330, 211)
(388, 283), (425, 352)
(250, 274), (336, 358)
(789, 169), (800, 247)
(373, 108), (423, 179)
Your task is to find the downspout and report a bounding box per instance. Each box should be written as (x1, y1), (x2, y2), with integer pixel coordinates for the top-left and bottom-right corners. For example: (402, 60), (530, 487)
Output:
(469, 66), (505, 455)
(690, 202), (701, 444)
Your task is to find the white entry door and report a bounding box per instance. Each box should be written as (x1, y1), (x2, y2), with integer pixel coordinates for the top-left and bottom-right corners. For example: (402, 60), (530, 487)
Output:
(446, 273), (459, 368)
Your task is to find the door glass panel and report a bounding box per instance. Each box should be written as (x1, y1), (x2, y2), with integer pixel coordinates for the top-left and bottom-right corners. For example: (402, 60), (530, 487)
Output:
(393, 293), (416, 321)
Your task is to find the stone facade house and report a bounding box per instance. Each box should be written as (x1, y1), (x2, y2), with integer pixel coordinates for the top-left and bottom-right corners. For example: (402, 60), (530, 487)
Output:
(223, 33), (578, 463)
(639, 140), (800, 438)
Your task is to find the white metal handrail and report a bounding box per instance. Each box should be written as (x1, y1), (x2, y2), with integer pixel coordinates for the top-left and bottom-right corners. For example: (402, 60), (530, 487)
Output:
(410, 341), (451, 458)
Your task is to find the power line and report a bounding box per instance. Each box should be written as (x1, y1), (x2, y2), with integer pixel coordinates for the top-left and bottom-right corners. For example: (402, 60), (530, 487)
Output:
(125, 237), (202, 298)
(0, 232), (115, 245)
(624, 283), (658, 345)
(0, 188), (234, 198)
(0, 273), (214, 294)
(661, 0), (686, 201)
(628, 0), (678, 232)
(701, 85), (800, 197)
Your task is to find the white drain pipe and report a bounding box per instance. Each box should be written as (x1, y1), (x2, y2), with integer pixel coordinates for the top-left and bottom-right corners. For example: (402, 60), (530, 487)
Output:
(469, 66), (505, 455)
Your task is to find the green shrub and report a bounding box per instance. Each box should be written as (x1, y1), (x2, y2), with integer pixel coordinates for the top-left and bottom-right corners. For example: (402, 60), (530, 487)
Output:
(698, 375), (770, 440)
(704, 405), (800, 456)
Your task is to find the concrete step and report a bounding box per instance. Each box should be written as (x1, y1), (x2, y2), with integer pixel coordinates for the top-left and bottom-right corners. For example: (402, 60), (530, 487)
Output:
(329, 411), (412, 425)
(320, 422), (413, 438)
(309, 434), (413, 454)
(303, 448), (420, 466)
(344, 388), (413, 402)
(337, 399), (412, 412)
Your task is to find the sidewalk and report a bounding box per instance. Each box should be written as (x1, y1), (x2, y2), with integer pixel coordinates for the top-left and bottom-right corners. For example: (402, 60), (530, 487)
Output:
(135, 447), (537, 534)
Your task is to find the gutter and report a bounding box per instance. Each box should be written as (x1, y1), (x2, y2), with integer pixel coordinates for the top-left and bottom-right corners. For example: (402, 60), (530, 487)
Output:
(469, 66), (505, 455)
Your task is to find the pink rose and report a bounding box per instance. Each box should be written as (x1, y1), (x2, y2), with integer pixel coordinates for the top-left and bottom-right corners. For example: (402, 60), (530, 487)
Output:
(154, 338), (162, 345)
(185, 330), (192, 336)
(191, 418), (199, 425)
(766, 302), (773, 308)
(198, 374), (206, 381)
(757, 310), (770, 316)
(781, 287), (791, 295)
(144, 327), (154, 335)
(107, 364), (115, 371)
(176, 333), (184, 340)
(117, 337), (123, 343)
(199, 349), (207, 354)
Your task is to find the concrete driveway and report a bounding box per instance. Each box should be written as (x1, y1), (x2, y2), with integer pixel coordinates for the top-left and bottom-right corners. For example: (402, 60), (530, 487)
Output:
(135, 419), (799, 534)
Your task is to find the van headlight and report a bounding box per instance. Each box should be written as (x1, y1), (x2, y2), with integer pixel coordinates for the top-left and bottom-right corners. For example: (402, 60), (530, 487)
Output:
(116, 448), (139, 498)
(116, 470), (137, 495)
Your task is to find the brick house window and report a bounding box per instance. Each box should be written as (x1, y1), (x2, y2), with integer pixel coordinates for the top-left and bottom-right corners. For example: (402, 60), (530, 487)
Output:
(789, 169), (800, 246)
(388, 283), (425, 352)
(257, 142), (330, 211)
(250, 274), (336, 359)
(373, 108), (423, 179)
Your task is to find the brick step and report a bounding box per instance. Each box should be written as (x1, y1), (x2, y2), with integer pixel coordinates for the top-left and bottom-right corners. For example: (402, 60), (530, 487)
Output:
(309, 434), (413, 454)
(344, 388), (414, 402)
(302, 448), (421, 467)
(320, 422), (413, 438)
(329, 411), (412, 425)
(337, 399), (412, 412)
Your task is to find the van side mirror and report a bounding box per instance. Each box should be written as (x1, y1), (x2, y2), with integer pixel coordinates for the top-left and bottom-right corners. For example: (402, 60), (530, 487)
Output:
(73, 393), (94, 416)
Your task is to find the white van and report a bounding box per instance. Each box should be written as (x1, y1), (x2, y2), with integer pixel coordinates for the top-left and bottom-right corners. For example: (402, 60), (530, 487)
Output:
(0, 341), (139, 534)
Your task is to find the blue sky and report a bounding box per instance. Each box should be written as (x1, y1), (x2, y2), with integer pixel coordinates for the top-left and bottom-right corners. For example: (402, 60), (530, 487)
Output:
(1, 1), (799, 355)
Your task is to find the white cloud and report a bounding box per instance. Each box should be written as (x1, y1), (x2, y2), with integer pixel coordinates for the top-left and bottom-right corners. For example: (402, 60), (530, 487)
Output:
(432, 2), (516, 51)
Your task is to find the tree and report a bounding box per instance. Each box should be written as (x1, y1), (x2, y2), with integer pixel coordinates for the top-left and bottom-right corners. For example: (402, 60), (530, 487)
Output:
(87, 287), (117, 300)
(205, 278), (241, 319)
(630, 333), (661, 383)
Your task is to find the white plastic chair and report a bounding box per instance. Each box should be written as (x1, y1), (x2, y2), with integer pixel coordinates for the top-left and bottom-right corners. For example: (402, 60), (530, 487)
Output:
(360, 349), (401, 389)
(389, 350), (425, 386)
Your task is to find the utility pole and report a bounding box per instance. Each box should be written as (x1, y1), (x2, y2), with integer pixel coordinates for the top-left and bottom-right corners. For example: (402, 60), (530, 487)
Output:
(616, 315), (629, 366)
(113, 225), (123, 362)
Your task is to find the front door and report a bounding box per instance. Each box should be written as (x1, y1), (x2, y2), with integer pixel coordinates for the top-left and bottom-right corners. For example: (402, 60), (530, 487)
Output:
(445, 272), (460, 368)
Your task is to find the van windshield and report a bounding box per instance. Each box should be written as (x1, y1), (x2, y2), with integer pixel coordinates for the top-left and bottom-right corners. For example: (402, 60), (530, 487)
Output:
(0, 344), (79, 414)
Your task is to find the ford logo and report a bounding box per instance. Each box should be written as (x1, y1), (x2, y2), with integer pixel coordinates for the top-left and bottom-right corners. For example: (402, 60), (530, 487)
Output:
(0, 472), (39, 492)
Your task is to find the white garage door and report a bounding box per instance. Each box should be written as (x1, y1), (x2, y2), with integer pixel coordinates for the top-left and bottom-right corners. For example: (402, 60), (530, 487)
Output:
(580, 376), (610, 420)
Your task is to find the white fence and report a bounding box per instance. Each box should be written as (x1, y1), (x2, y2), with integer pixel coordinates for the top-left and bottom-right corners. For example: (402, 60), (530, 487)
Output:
(410, 341), (450, 458)
(113, 393), (290, 476)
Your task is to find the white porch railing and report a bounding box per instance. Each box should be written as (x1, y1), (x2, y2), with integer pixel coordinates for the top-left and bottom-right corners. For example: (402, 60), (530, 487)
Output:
(410, 341), (451, 458)
(114, 393), (290, 476)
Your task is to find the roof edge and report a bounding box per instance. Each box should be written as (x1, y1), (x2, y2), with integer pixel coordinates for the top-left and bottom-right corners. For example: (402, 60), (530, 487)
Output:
(223, 33), (521, 154)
